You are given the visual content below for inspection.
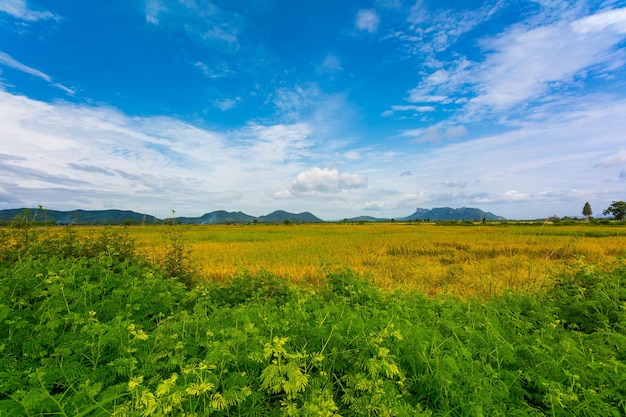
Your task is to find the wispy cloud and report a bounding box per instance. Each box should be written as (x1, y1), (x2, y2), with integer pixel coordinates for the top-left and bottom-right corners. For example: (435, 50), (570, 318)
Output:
(213, 97), (240, 111)
(144, 0), (240, 48)
(0, 51), (74, 94)
(2, 87), (625, 219)
(470, 7), (626, 111)
(317, 53), (343, 74)
(401, 124), (467, 142)
(0, 90), (318, 216)
(406, 0), (505, 53)
(356, 9), (380, 33)
(0, 0), (56, 21)
(193, 61), (231, 78)
(144, 0), (166, 24)
(403, 57), (472, 112)
(382, 104), (435, 117)
(271, 84), (322, 121)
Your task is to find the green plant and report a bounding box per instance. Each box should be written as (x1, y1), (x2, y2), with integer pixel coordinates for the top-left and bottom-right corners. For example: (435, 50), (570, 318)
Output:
(2, 226), (626, 415)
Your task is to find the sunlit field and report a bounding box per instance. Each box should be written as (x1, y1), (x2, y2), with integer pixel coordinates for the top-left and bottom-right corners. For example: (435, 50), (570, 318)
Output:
(3, 221), (626, 415)
(126, 222), (626, 298)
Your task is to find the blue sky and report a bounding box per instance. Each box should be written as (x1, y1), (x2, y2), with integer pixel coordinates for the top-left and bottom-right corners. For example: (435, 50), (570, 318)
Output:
(1, 0), (626, 220)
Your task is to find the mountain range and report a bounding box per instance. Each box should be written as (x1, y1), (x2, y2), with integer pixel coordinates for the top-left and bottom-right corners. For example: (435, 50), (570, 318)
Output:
(0, 207), (505, 225)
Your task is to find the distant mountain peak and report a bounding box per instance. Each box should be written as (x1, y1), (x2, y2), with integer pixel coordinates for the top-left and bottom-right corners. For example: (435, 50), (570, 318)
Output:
(400, 207), (506, 221)
(0, 206), (505, 225)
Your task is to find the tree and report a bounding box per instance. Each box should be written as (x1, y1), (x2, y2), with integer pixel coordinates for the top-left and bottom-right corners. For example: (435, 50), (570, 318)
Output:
(582, 202), (592, 222)
(602, 201), (626, 221)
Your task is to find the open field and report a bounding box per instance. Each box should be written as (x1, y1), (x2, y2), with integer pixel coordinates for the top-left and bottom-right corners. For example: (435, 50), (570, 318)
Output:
(2, 224), (626, 415)
(129, 222), (626, 298)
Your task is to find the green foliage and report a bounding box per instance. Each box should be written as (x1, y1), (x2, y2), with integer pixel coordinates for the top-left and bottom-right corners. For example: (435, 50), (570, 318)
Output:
(1, 226), (626, 415)
(582, 202), (593, 219)
(603, 201), (626, 221)
(156, 227), (199, 289)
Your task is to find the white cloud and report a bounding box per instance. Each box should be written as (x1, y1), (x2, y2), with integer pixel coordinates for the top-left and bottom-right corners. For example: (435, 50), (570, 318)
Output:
(572, 7), (626, 34)
(406, 93), (450, 103)
(403, 124), (467, 142)
(193, 61), (231, 78)
(144, 0), (240, 50)
(0, 90), (318, 216)
(285, 166), (367, 196)
(595, 150), (626, 167)
(356, 9), (380, 33)
(201, 25), (239, 45)
(0, 51), (74, 94)
(144, 0), (166, 24)
(406, 0), (504, 52)
(503, 190), (530, 200)
(382, 104), (435, 117)
(0, 0), (55, 21)
(272, 84), (322, 121)
(470, 7), (626, 110)
(405, 57), (473, 108)
(213, 97), (240, 111)
(318, 53), (343, 73)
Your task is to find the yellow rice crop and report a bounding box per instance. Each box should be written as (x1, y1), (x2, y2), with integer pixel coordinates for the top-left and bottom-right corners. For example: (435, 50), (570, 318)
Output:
(128, 222), (626, 298)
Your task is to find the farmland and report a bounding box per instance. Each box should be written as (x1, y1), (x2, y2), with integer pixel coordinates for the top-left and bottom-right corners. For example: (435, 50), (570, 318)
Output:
(133, 222), (626, 298)
(1, 222), (626, 415)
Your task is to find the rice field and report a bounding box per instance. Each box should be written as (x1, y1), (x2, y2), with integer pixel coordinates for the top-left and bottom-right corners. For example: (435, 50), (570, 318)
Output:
(130, 222), (626, 298)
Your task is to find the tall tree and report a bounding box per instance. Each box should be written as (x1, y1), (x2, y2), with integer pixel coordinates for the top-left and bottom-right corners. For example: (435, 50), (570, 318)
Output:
(582, 202), (592, 222)
(603, 201), (626, 221)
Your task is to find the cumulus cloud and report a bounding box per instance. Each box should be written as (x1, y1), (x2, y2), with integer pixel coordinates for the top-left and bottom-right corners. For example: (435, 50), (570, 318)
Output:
(284, 166), (367, 196)
(356, 9), (380, 33)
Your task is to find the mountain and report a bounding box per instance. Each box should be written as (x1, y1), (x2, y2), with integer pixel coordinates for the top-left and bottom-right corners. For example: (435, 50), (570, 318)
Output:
(0, 206), (505, 225)
(400, 207), (506, 221)
(257, 210), (323, 223)
(177, 211), (256, 224)
(344, 216), (388, 222)
(0, 208), (159, 225)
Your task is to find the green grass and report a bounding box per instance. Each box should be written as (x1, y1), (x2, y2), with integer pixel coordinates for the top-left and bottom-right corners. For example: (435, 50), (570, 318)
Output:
(1, 226), (625, 415)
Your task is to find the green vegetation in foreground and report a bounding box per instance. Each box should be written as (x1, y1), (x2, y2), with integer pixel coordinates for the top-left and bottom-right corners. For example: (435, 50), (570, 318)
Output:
(1, 227), (625, 416)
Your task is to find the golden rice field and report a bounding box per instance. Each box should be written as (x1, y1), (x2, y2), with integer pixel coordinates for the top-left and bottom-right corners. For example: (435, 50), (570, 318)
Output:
(129, 222), (626, 298)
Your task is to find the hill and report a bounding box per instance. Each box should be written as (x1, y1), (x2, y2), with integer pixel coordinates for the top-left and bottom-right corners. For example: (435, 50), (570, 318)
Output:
(176, 211), (256, 224)
(344, 216), (388, 222)
(401, 207), (506, 221)
(257, 210), (323, 223)
(0, 206), (505, 225)
(0, 208), (159, 225)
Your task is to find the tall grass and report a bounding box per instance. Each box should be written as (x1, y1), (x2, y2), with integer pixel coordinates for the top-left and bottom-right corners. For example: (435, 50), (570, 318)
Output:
(126, 222), (626, 298)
